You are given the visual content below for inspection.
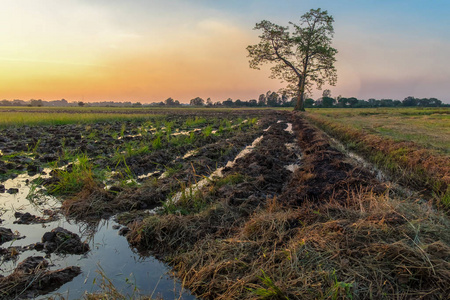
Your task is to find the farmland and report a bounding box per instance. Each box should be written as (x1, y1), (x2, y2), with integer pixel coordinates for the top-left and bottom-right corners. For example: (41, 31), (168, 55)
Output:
(0, 107), (449, 299)
(307, 107), (450, 154)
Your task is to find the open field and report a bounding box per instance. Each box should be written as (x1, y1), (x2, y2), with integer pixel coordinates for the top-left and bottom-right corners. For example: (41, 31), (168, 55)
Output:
(0, 107), (279, 127)
(0, 108), (449, 299)
(305, 107), (450, 210)
(308, 107), (450, 154)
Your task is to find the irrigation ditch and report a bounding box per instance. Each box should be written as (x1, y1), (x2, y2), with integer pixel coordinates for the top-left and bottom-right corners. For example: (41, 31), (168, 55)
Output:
(0, 109), (449, 299)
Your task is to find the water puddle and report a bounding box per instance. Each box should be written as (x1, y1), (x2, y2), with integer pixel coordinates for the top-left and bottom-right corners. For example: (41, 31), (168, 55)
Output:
(171, 128), (202, 136)
(138, 171), (160, 180)
(329, 137), (387, 182)
(0, 171), (194, 299)
(285, 164), (300, 172)
(118, 134), (142, 140)
(182, 149), (198, 159)
(284, 123), (294, 134)
(283, 125), (301, 172)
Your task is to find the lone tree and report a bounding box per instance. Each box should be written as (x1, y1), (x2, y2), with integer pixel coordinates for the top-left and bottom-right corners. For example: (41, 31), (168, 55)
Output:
(247, 8), (337, 111)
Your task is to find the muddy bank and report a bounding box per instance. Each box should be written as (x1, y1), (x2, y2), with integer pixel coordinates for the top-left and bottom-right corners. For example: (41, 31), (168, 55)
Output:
(280, 113), (387, 205)
(0, 256), (81, 299)
(126, 112), (450, 299)
(0, 161), (193, 299)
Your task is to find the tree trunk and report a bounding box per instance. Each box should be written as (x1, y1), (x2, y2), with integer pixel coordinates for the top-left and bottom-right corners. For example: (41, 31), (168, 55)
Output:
(294, 80), (305, 111)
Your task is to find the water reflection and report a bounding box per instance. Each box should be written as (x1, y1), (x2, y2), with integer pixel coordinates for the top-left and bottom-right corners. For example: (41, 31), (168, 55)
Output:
(0, 171), (194, 299)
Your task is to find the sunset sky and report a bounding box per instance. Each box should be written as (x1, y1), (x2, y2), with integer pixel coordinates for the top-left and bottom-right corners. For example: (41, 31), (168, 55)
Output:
(1, 0), (449, 103)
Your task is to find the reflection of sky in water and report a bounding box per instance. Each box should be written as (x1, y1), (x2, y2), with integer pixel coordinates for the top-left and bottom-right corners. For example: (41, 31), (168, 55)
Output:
(0, 173), (194, 299)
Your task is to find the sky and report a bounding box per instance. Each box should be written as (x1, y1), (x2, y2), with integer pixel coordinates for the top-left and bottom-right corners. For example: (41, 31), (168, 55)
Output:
(0, 0), (449, 103)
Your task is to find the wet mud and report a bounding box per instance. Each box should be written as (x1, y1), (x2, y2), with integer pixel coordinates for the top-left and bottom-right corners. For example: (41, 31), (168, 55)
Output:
(280, 113), (387, 205)
(0, 256), (81, 299)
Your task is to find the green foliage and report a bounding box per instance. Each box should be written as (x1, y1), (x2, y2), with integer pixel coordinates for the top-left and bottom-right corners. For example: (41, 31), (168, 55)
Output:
(185, 116), (206, 128)
(152, 134), (162, 149)
(0, 109), (163, 128)
(248, 270), (288, 299)
(203, 125), (213, 137)
(214, 173), (246, 189)
(120, 123), (127, 137)
(28, 138), (41, 154)
(165, 121), (174, 135)
(163, 185), (209, 215)
(49, 154), (100, 195)
(247, 8), (337, 111)
(166, 163), (183, 177)
(326, 270), (353, 300)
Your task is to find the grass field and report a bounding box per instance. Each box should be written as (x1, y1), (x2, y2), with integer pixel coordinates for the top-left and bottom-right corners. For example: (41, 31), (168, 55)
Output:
(305, 107), (450, 209)
(0, 106), (274, 127)
(307, 107), (450, 154)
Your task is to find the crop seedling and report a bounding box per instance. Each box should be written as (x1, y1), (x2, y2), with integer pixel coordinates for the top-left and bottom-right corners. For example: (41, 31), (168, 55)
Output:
(152, 134), (162, 149)
(185, 116), (206, 128)
(49, 154), (100, 195)
(26, 177), (46, 206)
(203, 125), (213, 137)
(27, 138), (41, 154)
(326, 270), (353, 300)
(120, 123), (127, 137)
(248, 270), (288, 300)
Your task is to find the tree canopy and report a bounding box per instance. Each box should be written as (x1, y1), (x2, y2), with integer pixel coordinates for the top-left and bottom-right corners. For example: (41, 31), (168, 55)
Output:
(247, 8), (337, 111)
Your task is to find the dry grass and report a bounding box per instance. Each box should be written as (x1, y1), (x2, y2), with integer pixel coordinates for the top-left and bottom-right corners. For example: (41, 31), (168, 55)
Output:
(305, 112), (450, 210)
(129, 189), (450, 299)
(307, 107), (450, 154)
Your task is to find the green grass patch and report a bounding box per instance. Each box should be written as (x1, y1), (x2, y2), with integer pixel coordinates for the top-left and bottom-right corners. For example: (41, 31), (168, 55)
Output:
(49, 154), (103, 195)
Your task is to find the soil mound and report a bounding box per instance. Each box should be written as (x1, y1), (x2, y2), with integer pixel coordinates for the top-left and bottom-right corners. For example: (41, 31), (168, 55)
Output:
(0, 256), (81, 299)
(40, 227), (90, 255)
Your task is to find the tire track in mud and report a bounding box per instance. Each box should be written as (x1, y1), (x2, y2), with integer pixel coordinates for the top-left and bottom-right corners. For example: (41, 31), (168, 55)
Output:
(279, 113), (388, 205)
(127, 111), (383, 253)
(126, 114), (298, 251)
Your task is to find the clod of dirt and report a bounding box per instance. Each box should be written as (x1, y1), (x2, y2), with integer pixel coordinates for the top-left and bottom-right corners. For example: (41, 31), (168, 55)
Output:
(41, 227), (89, 255)
(118, 227), (130, 236)
(0, 256), (81, 299)
(39, 153), (59, 163)
(0, 227), (22, 245)
(13, 211), (59, 225)
(6, 188), (19, 194)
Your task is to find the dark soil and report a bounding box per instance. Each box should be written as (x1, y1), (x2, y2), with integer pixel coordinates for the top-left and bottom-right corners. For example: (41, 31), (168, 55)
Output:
(59, 112), (274, 219)
(0, 227), (22, 245)
(40, 227), (90, 255)
(280, 113), (387, 205)
(13, 211), (59, 224)
(0, 256), (81, 299)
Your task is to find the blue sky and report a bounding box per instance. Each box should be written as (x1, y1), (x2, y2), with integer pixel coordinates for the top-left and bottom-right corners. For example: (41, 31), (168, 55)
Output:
(0, 0), (449, 102)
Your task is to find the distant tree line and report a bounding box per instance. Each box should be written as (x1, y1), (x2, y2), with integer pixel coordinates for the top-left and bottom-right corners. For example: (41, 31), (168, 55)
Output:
(0, 99), (147, 107)
(307, 92), (446, 108)
(184, 92), (447, 108)
(0, 99), (71, 107)
(1, 94), (447, 108)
